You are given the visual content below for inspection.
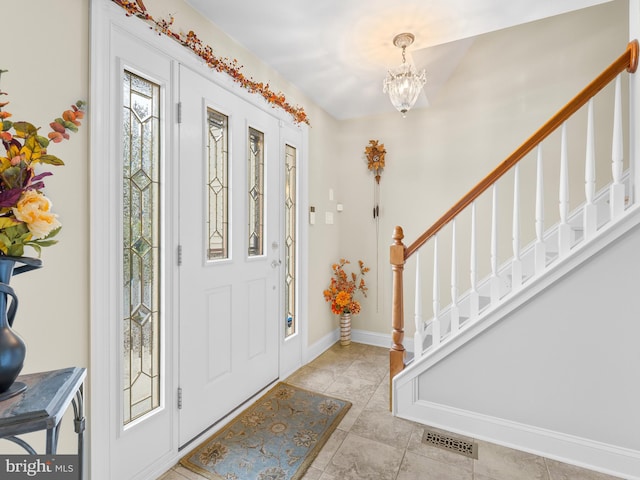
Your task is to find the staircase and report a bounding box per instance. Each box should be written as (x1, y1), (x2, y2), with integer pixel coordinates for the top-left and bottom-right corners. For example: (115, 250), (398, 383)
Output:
(389, 40), (640, 479)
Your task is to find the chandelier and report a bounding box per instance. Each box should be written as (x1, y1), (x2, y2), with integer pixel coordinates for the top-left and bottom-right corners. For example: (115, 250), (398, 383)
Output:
(383, 33), (426, 117)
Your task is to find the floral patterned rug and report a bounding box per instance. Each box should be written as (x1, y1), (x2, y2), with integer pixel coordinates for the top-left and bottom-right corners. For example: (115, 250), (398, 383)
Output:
(180, 382), (351, 480)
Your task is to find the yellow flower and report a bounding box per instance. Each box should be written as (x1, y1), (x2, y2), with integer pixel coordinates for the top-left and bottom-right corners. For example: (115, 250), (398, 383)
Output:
(12, 190), (61, 239)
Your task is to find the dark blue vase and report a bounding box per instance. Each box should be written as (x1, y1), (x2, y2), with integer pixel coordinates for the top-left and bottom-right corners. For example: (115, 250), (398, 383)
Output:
(0, 256), (42, 394)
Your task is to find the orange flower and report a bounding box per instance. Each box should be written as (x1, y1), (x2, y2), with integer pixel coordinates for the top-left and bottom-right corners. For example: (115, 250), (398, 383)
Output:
(323, 258), (368, 316)
(335, 291), (351, 308)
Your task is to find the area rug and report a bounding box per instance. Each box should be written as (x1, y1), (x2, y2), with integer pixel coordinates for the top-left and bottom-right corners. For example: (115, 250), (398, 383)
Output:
(180, 382), (351, 480)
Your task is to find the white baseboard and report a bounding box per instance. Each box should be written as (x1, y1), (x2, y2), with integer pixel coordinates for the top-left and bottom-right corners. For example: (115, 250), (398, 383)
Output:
(395, 383), (640, 480)
(305, 328), (339, 363)
(305, 328), (413, 364)
(306, 328), (414, 359)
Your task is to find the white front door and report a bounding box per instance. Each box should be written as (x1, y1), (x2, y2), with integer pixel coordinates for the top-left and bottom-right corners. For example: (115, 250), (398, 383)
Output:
(178, 65), (281, 446)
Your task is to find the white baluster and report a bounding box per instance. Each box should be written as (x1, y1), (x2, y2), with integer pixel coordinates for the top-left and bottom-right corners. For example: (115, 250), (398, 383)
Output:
(584, 99), (597, 239)
(534, 145), (546, 275)
(450, 219), (459, 334)
(610, 75), (625, 219)
(558, 123), (571, 257)
(490, 184), (501, 304)
(414, 252), (423, 360)
(511, 164), (522, 291)
(432, 235), (441, 347)
(469, 202), (480, 320)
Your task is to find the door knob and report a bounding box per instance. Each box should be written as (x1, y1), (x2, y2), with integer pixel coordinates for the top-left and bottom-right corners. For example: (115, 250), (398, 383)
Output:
(271, 260), (282, 268)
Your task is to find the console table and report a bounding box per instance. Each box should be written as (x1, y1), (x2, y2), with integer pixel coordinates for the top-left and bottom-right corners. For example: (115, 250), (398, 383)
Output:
(0, 367), (86, 476)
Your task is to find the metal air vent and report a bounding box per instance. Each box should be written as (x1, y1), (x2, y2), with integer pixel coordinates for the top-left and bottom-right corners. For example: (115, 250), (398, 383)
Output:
(421, 428), (478, 459)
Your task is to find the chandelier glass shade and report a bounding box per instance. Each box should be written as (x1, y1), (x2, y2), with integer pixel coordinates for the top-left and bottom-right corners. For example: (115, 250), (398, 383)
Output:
(383, 33), (426, 117)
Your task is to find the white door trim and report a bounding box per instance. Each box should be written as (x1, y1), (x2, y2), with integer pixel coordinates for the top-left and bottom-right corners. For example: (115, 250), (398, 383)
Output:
(90, 2), (309, 477)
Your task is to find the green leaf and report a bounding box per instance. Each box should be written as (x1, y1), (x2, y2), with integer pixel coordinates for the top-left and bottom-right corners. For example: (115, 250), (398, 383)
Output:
(7, 243), (25, 257)
(62, 121), (78, 133)
(0, 217), (18, 229)
(36, 135), (50, 148)
(12, 121), (37, 138)
(38, 154), (64, 166)
(2, 120), (12, 131)
(31, 239), (57, 248)
(44, 226), (61, 239)
(1, 166), (25, 189)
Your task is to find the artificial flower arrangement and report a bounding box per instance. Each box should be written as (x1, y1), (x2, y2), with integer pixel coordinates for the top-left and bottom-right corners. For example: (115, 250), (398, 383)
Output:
(323, 259), (369, 315)
(0, 69), (85, 256)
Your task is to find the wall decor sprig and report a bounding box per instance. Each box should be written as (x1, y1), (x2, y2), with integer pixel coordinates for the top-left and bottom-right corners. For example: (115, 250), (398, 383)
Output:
(112, 0), (310, 125)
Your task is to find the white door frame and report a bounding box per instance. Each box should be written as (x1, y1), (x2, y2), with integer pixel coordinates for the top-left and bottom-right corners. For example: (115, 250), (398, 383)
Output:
(90, 1), (309, 478)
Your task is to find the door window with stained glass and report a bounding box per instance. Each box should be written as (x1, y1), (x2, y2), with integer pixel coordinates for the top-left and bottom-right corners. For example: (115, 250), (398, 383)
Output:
(122, 71), (161, 425)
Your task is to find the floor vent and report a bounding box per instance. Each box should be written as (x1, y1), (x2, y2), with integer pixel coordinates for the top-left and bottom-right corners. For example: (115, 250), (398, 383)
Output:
(421, 428), (478, 459)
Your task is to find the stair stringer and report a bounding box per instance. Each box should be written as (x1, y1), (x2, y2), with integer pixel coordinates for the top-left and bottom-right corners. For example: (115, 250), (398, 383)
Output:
(392, 204), (640, 480)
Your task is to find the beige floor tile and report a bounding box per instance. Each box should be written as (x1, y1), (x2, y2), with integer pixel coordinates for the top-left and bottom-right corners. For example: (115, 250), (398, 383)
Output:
(474, 441), (549, 480)
(319, 473), (336, 480)
(337, 402), (363, 431)
(350, 408), (415, 450)
(396, 450), (473, 480)
(329, 341), (372, 357)
(324, 375), (378, 407)
(406, 427), (474, 474)
(310, 428), (348, 470)
(343, 358), (388, 384)
(301, 466), (324, 479)
(474, 474), (500, 480)
(171, 465), (204, 480)
(310, 348), (357, 375)
(545, 458), (624, 480)
(364, 378), (390, 412)
(157, 469), (189, 480)
(324, 432), (405, 480)
(286, 365), (337, 392)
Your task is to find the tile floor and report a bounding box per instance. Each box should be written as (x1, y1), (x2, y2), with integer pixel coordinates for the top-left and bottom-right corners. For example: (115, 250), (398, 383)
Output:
(159, 342), (622, 480)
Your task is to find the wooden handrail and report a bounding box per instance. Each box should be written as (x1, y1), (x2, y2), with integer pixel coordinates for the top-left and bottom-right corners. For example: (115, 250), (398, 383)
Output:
(404, 39), (639, 260)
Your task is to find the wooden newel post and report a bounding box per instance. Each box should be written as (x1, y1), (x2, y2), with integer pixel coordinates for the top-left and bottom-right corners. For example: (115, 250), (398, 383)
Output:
(389, 226), (406, 409)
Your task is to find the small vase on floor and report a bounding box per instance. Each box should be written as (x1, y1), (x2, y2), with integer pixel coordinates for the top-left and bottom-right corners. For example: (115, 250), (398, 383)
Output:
(339, 312), (352, 346)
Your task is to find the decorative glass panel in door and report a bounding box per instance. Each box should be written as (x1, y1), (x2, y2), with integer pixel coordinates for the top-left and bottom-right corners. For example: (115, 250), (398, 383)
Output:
(284, 144), (297, 337)
(122, 71), (161, 425)
(248, 127), (264, 257)
(207, 109), (229, 261)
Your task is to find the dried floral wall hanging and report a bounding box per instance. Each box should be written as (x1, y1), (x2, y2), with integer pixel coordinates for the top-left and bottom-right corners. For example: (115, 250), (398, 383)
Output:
(365, 140), (386, 185)
(111, 0), (309, 126)
(364, 139), (386, 312)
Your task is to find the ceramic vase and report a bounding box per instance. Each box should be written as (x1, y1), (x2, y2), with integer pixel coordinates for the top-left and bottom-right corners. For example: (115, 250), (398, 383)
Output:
(339, 312), (351, 346)
(0, 256), (42, 393)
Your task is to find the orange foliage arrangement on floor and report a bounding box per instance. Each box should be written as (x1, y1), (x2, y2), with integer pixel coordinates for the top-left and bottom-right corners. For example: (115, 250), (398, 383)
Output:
(323, 259), (369, 315)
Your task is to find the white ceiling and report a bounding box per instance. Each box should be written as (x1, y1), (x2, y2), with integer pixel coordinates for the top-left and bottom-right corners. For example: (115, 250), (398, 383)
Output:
(186, 0), (612, 120)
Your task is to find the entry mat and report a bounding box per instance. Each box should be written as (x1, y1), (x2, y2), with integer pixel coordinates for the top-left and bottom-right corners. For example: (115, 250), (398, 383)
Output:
(180, 382), (351, 480)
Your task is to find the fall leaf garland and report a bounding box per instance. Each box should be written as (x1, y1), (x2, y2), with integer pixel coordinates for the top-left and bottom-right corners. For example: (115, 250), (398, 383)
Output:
(111, 0), (310, 126)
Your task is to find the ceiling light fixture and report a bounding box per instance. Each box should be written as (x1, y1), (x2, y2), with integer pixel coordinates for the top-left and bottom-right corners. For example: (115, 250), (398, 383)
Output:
(383, 33), (426, 117)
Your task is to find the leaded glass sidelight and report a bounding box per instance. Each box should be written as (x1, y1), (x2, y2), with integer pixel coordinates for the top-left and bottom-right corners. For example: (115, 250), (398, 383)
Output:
(122, 71), (161, 425)
(284, 144), (297, 337)
(207, 109), (229, 260)
(248, 127), (264, 257)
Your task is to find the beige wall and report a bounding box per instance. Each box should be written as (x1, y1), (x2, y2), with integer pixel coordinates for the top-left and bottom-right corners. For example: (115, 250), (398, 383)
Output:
(1, 0), (628, 460)
(333, 0), (628, 338)
(2, 0), (90, 454)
